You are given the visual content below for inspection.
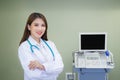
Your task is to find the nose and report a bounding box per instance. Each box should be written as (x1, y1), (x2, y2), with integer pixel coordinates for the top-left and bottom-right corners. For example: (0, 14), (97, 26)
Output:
(38, 25), (43, 30)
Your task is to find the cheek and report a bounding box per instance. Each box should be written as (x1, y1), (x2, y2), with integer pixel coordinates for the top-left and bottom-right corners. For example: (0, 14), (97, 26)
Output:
(43, 29), (46, 33)
(41, 27), (45, 31)
(28, 25), (33, 31)
(44, 28), (46, 31)
(30, 28), (36, 34)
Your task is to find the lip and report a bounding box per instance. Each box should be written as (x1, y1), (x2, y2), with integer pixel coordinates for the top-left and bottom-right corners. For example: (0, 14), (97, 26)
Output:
(36, 31), (42, 35)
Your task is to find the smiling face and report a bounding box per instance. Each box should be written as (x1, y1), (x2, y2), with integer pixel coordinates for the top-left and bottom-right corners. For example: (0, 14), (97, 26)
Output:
(28, 18), (46, 43)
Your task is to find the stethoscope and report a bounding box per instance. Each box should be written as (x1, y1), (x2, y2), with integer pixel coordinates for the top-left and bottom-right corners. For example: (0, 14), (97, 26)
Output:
(27, 39), (55, 60)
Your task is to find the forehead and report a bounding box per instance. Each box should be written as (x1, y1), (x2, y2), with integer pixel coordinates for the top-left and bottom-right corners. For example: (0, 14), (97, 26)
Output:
(32, 18), (45, 24)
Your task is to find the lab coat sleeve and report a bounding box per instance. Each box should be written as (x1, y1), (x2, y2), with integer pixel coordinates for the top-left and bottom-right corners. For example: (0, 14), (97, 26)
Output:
(43, 41), (64, 74)
(18, 43), (43, 80)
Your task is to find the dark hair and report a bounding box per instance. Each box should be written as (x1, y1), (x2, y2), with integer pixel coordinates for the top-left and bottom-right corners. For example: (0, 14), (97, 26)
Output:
(19, 12), (48, 45)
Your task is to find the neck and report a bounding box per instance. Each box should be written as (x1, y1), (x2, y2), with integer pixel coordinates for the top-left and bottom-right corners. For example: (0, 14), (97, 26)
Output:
(36, 39), (40, 44)
(31, 35), (40, 44)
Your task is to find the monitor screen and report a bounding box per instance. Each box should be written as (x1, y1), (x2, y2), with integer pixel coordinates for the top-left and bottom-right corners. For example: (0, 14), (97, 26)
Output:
(79, 33), (107, 51)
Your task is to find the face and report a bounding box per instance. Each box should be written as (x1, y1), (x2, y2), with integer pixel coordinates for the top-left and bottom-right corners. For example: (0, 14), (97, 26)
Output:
(28, 18), (46, 41)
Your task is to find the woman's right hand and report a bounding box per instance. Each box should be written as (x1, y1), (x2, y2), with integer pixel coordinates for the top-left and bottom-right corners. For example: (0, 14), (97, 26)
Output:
(28, 60), (45, 70)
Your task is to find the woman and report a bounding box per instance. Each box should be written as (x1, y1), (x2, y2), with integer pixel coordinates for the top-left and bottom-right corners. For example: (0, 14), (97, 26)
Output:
(18, 12), (64, 80)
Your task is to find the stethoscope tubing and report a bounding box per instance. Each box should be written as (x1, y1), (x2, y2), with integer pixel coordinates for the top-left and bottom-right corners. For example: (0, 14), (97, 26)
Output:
(27, 39), (55, 60)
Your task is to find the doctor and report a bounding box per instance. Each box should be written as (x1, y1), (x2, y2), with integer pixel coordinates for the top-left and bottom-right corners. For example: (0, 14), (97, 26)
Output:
(18, 12), (64, 80)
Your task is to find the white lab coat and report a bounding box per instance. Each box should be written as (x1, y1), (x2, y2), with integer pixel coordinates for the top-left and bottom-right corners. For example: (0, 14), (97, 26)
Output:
(18, 36), (64, 80)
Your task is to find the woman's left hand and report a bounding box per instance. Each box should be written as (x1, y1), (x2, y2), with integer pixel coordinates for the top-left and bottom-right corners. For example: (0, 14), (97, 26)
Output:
(28, 60), (45, 70)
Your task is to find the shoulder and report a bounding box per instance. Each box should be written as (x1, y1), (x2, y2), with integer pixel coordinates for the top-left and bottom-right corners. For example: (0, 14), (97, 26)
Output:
(46, 40), (55, 46)
(18, 41), (31, 56)
(44, 40), (57, 48)
(18, 41), (29, 50)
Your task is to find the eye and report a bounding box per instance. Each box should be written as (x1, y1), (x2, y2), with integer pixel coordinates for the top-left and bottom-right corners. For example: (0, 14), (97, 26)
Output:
(34, 23), (39, 26)
(41, 24), (46, 27)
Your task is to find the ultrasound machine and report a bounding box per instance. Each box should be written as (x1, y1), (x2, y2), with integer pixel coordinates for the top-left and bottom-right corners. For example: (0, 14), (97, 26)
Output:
(72, 32), (114, 80)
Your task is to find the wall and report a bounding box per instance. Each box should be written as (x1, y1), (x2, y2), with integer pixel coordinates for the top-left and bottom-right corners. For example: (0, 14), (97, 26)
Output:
(0, 0), (120, 80)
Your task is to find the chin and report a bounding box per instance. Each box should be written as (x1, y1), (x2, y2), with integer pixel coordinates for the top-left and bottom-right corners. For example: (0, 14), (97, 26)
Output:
(38, 35), (42, 38)
(36, 34), (43, 39)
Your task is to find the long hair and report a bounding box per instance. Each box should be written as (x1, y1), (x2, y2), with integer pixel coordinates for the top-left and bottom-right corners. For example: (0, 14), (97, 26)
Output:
(19, 12), (48, 45)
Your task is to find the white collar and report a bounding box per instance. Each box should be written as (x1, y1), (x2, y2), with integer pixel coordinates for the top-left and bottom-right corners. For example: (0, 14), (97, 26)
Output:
(28, 36), (44, 46)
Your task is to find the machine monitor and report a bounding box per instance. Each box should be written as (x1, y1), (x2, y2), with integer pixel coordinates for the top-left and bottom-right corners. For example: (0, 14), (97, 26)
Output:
(79, 33), (107, 51)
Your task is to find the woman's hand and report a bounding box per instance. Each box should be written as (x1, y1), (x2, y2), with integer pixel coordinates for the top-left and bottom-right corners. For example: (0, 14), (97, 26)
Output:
(28, 60), (45, 70)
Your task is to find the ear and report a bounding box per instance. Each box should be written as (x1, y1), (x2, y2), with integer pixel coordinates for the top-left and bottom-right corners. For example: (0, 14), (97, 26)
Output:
(27, 24), (31, 31)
